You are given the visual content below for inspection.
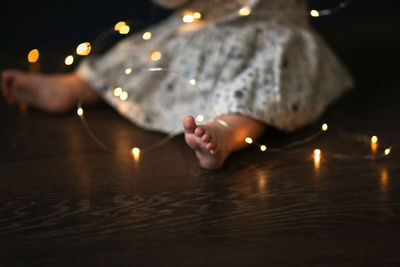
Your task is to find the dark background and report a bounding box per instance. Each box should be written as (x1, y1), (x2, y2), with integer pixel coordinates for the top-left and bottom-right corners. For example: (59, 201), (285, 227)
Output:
(0, 0), (399, 53)
(1, 1), (400, 265)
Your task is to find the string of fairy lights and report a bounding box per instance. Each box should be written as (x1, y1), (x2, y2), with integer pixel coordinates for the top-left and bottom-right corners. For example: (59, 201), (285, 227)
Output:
(26, 0), (394, 164)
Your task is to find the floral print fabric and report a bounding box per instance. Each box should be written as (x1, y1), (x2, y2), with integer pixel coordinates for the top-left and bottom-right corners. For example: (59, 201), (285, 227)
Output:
(76, 0), (353, 133)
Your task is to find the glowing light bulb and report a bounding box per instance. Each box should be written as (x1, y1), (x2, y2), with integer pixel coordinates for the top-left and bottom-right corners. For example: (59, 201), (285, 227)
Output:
(384, 148), (391, 156)
(113, 87), (123, 97)
(77, 107), (84, 116)
(183, 14), (194, 23)
(119, 25), (130, 34)
(193, 12), (202, 20)
(314, 149), (321, 169)
(125, 68), (133, 75)
(132, 147), (140, 161)
(371, 136), (378, 144)
(65, 55), (74, 65)
(151, 51), (162, 61)
(245, 137), (253, 144)
(114, 21), (126, 31)
(28, 49), (39, 63)
(76, 42), (91, 56)
(310, 10), (320, 17)
(238, 6), (252, 16)
(196, 114), (204, 122)
(120, 91), (128, 101)
(322, 123), (328, 131)
(142, 31), (152, 40)
(190, 79), (196, 86)
(260, 145), (267, 151)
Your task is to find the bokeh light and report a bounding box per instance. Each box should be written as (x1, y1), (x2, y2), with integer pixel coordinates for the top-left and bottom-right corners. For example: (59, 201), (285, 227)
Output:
(151, 51), (162, 61)
(142, 32), (152, 40)
(238, 7), (251, 16)
(76, 42), (91, 56)
(119, 25), (130, 34)
(310, 10), (320, 17)
(114, 21), (126, 31)
(65, 55), (74, 65)
(27, 49), (39, 63)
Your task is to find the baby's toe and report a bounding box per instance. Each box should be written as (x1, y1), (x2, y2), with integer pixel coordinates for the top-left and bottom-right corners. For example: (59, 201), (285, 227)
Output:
(183, 116), (197, 133)
(194, 127), (204, 137)
(207, 142), (217, 150)
(206, 142), (213, 150)
(202, 132), (211, 142)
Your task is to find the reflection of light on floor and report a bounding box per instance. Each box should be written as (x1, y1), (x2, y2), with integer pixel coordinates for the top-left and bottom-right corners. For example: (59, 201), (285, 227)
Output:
(371, 142), (378, 155)
(64, 121), (91, 193)
(19, 102), (28, 114)
(371, 136), (378, 155)
(114, 130), (139, 164)
(381, 168), (388, 193)
(313, 149), (321, 170)
(131, 147), (140, 163)
(257, 171), (268, 193)
(314, 156), (320, 170)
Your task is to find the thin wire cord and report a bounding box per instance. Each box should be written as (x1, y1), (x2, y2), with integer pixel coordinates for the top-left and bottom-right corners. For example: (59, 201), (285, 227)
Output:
(316, 0), (354, 16)
(77, 66), (394, 161)
(74, 0), (395, 161)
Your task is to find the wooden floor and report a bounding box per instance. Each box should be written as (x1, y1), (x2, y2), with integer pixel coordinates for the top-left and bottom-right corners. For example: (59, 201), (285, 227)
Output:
(1, 22), (400, 266)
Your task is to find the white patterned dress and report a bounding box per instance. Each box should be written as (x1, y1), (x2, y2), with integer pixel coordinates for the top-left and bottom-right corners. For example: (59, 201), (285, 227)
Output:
(76, 0), (353, 134)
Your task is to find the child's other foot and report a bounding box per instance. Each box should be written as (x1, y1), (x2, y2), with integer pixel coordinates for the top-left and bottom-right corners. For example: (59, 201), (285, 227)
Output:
(1, 70), (98, 113)
(183, 116), (232, 170)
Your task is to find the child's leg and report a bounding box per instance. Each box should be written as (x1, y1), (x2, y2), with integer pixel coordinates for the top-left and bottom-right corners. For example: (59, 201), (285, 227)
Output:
(1, 70), (264, 170)
(183, 114), (265, 170)
(1, 70), (99, 112)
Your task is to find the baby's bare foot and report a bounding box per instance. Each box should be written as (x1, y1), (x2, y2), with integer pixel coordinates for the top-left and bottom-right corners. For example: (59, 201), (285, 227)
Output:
(183, 116), (232, 170)
(1, 70), (98, 113)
